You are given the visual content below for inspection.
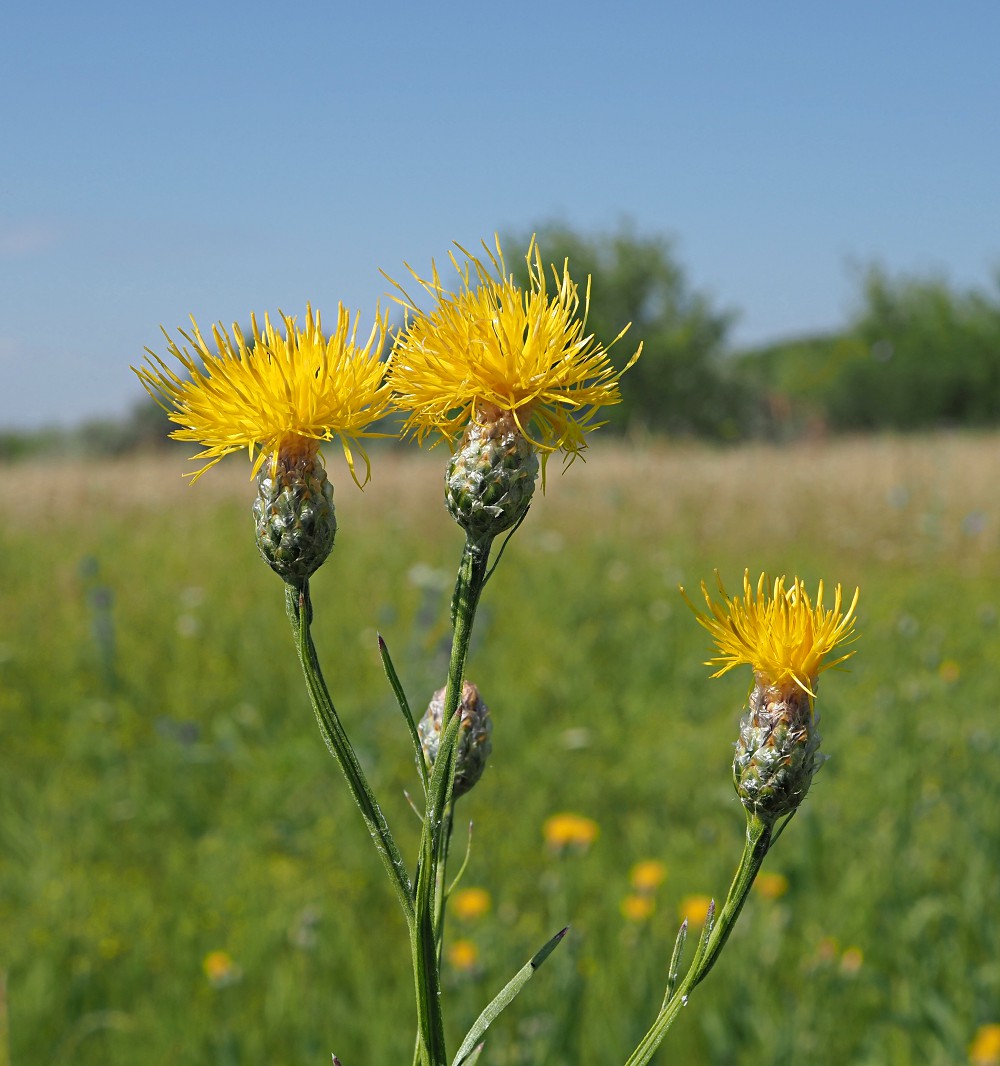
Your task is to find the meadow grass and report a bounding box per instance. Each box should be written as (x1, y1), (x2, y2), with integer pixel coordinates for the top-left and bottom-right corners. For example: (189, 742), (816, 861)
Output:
(2, 432), (998, 1064)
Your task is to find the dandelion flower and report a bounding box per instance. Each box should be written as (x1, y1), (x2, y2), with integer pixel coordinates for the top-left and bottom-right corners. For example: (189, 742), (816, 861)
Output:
(621, 893), (656, 922)
(970, 1024), (1000, 1065)
(133, 304), (392, 484)
(447, 939), (480, 973)
(753, 872), (790, 900)
(683, 569), (859, 697)
(386, 236), (640, 458)
(629, 860), (668, 893)
(451, 887), (492, 921)
(543, 812), (599, 852)
(202, 949), (241, 987)
(678, 895), (713, 927)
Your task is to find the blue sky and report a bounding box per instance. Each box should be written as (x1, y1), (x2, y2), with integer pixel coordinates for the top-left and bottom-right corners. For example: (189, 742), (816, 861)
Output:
(2, 0), (998, 429)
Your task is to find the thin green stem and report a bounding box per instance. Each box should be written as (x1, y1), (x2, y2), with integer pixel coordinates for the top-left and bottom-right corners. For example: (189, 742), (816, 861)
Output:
(623, 815), (773, 1066)
(411, 537), (491, 1066)
(434, 805), (455, 956)
(284, 580), (414, 924)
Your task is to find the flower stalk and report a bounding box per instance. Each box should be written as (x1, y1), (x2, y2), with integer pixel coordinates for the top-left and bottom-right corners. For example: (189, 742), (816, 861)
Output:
(411, 537), (491, 1066)
(623, 814), (774, 1066)
(283, 579), (414, 922)
(619, 568), (861, 1063)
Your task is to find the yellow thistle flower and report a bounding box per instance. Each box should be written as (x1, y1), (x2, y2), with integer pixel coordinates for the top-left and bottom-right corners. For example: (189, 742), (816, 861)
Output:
(133, 304), (392, 484)
(682, 569), (859, 696)
(385, 237), (641, 458)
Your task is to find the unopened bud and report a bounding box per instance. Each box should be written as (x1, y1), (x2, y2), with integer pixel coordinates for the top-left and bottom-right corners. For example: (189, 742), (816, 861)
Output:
(418, 681), (493, 797)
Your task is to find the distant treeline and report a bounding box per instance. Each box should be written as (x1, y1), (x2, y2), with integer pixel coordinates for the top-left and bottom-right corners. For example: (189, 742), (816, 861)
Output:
(5, 224), (998, 461)
(506, 222), (1000, 441)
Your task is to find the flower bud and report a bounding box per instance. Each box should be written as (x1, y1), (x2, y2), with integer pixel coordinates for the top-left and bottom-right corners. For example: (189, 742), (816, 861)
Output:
(254, 450), (337, 582)
(418, 681), (493, 798)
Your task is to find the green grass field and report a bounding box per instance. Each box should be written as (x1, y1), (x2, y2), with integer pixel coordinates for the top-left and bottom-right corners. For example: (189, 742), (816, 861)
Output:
(2, 433), (999, 1064)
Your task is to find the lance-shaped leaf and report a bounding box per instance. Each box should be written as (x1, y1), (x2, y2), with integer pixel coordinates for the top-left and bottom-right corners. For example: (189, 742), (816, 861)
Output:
(452, 927), (568, 1066)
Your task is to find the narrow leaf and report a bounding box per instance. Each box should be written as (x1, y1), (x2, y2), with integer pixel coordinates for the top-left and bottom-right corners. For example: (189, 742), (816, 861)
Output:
(687, 898), (717, 975)
(662, 919), (688, 1007)
(452, 927), (568, 1066)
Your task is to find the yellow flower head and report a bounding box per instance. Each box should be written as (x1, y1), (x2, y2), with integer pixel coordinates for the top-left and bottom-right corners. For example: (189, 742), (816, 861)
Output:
(447, 938), (480, 973)
(970, 1024), (1000, 1065)
(133, 304), (392, 483)
(682, 569), (859, 696)
(621, 893), (656, 923)
(678, 895), (713, 927)
(385, 237), (641, 458)
(451, 887), (492, 921)
(753, 872), (790, 900)
(543, 812), (599, 851)
(629, 859), (668, 893)
(202, 949), (240, 986)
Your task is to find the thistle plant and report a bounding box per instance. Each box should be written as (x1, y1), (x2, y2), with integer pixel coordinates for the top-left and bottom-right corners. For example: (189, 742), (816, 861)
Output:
(132, 239), (860, 1064)
(620, 570), (859, 1066)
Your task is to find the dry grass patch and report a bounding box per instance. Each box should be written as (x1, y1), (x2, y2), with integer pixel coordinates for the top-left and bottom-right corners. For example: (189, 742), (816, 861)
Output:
(9, 431), (998, 572)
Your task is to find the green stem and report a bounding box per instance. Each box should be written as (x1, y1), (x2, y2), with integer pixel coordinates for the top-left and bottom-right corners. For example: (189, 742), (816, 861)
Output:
(411, 537), (491, 1066)
(434, 804), (456, 961)
(284, 580), (414, 924)
(623, 815), (773, 1066)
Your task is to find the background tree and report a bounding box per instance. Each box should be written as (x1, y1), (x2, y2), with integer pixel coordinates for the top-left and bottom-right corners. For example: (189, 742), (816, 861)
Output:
(733, 266), (1000, 434)
(826, 267), (1000, 430)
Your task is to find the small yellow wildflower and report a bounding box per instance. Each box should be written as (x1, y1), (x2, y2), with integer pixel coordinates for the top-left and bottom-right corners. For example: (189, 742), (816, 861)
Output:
(451, 887), (492, 921)
(682, 569), (859, 696)
(543, 812), (599, 852)
(133, 304), (392, 483)
(202, 949), (240, 986)
(629, 860), (668, 893)
(754, 872), (789, 900)
(840, 946), (864, 975)
(939, 659), (961, 683)
(970, 1024), (1000, 1065)
(678, 895), (713, 927)
(621, 893), (656, 923)
(386, 237), (641, 458)
(447, 938), (480, 973)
